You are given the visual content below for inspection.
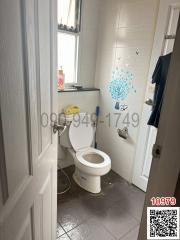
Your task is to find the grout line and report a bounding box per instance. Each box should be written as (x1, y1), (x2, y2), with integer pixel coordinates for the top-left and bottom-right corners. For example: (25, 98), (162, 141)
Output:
(57, 232), (71, 240)
(63, 214), (94, 234)
(67, 233), (71, 240)
(57, 212), (95, 235)
(57, 221), (66, 236)
(98, 223), (118, 240)
(63, 216), (118, 240)
(66, 232), (72, 240)
(118, 223), (140, 240)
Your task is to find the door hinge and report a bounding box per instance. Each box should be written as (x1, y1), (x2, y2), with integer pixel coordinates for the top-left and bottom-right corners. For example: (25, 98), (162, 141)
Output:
(152, 144), (162, 158)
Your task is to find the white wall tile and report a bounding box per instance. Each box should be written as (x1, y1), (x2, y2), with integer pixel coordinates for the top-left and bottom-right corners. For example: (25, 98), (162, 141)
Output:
(118, 0), (159, 28)
(95, 0), (159, 181)
(58, 91), (99, 114)
(78, 0), (101, 87)
(79, 30), (98, 87)
(81, 0), (101, 31)
(116, 27), (154, 48)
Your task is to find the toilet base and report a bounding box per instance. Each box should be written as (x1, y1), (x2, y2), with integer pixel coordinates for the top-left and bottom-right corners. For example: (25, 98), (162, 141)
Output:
(73, 168), (101, 194)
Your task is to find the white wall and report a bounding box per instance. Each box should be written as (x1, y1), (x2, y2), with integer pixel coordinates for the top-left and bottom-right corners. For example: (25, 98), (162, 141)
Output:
(78, 0), (101, 87)
(58, 91), (99, 114)
(95, 0), (159, 182)
(58, 91), (99, 168)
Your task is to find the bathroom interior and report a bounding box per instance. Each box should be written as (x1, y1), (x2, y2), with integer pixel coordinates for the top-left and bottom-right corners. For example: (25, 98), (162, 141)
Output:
(56, 0), (179, 239)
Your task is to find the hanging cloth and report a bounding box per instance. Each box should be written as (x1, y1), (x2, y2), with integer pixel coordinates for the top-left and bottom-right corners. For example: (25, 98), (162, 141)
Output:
(148, 53), (172, 128)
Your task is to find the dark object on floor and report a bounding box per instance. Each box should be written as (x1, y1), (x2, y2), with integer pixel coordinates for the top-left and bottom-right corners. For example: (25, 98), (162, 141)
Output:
(57, 168), (71, 195)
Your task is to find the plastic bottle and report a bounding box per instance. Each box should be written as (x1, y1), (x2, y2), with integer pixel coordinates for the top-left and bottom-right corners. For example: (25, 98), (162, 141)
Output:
(58, 66), (65, 90)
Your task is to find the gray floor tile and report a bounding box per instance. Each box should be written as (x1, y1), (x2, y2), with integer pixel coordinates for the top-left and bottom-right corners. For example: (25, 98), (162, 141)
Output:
(116, 186), (145, 221)
(57, 233), (71, 240)
(98, 203), (139, 239)
(79, 182), (127, 215)
(67, 218), (115, 240)
(109, 183), (145, 221)
(57, 223), (65, 237)
(57, 167), (145, 240)
(120, 226), (140, 240)
(57, 198), (93, 232)
(57, 166), (124, 205)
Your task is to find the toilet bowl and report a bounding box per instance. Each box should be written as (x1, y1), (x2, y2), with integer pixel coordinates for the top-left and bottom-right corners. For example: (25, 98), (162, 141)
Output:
(69, 147), (111, 193)
(60, 113), (111, 193)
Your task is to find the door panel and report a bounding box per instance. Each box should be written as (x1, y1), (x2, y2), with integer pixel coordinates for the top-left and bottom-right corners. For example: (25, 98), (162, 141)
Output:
(40, 174), (52, 240)
(142, 127), (157, 179)
(38, 0), (52, 151)
(0, 0), (30, 196)
(16, 213), (33, 240)
(23, 0), (39, 169)
(0, 0), (57, 239)
(132, 0), (180, 191)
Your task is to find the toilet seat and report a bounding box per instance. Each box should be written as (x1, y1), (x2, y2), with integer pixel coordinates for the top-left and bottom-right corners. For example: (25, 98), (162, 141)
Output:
(76, 147), (110, 168)
(74, 147), (111, 176)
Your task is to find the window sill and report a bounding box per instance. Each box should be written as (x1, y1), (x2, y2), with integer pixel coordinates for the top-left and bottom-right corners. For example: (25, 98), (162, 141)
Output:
(58, 87), (100, 93)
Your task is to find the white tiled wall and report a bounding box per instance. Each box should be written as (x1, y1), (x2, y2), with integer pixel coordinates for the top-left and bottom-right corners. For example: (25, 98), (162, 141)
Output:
(78, 0), (101, 87)
(95, 0), (159, 182)
(58, 91), (99, 114)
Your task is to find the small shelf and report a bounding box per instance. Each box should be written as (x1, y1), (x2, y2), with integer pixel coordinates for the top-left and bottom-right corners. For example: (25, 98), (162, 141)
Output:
(58, 87), (100, 93)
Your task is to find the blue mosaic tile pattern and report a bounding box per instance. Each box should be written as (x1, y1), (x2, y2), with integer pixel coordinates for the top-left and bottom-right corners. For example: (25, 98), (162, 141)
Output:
(109, 67), (136, 109)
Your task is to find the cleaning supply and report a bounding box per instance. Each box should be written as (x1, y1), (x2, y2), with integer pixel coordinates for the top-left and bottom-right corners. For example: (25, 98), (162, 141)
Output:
(58, 66), (65, 90)
(63, 105), (80, 115)
(95, 106), (100, 148)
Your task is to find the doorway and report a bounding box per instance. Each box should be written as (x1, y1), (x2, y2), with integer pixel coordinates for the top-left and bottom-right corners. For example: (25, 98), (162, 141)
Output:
(132, 0), (180, 192)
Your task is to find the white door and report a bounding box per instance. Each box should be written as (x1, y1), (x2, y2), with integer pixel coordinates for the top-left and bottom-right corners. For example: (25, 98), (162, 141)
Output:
(138, 17), (180, 239)
(0, 0), (58, 239)
(132, 0), (180, 192)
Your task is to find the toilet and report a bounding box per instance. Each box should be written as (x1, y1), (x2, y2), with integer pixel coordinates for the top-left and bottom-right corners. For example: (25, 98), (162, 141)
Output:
(59, 113), (111, 193)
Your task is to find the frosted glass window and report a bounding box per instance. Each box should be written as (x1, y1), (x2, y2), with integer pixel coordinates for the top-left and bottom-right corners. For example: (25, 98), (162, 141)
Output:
(58, 32), (78, 84)
(58, 0), (75, 27)
(58, 0), (81, 32)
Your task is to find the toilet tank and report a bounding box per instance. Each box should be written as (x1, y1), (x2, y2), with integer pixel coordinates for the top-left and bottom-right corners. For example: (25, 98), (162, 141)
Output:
(59, 124), (72, 148)
(59, 114), (72, 148)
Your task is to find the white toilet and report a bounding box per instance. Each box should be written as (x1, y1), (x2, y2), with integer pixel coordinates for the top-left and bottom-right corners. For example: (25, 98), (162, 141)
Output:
(59, 113), (111, 193)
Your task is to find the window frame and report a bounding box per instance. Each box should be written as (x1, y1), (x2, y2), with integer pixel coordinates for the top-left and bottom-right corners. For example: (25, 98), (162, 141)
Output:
(58, 0), (82, 86)
(58, 0), (82, 33)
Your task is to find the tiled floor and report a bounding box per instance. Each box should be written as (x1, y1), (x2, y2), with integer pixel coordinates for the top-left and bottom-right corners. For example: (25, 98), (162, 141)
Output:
(57, 166), (145, 240)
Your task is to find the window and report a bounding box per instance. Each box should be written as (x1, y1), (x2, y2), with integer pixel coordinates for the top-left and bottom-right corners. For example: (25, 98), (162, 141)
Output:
(58, 0), (82, 85)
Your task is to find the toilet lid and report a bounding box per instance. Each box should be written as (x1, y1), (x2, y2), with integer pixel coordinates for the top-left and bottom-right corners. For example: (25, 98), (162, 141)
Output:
(69, 114), (94, 151)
